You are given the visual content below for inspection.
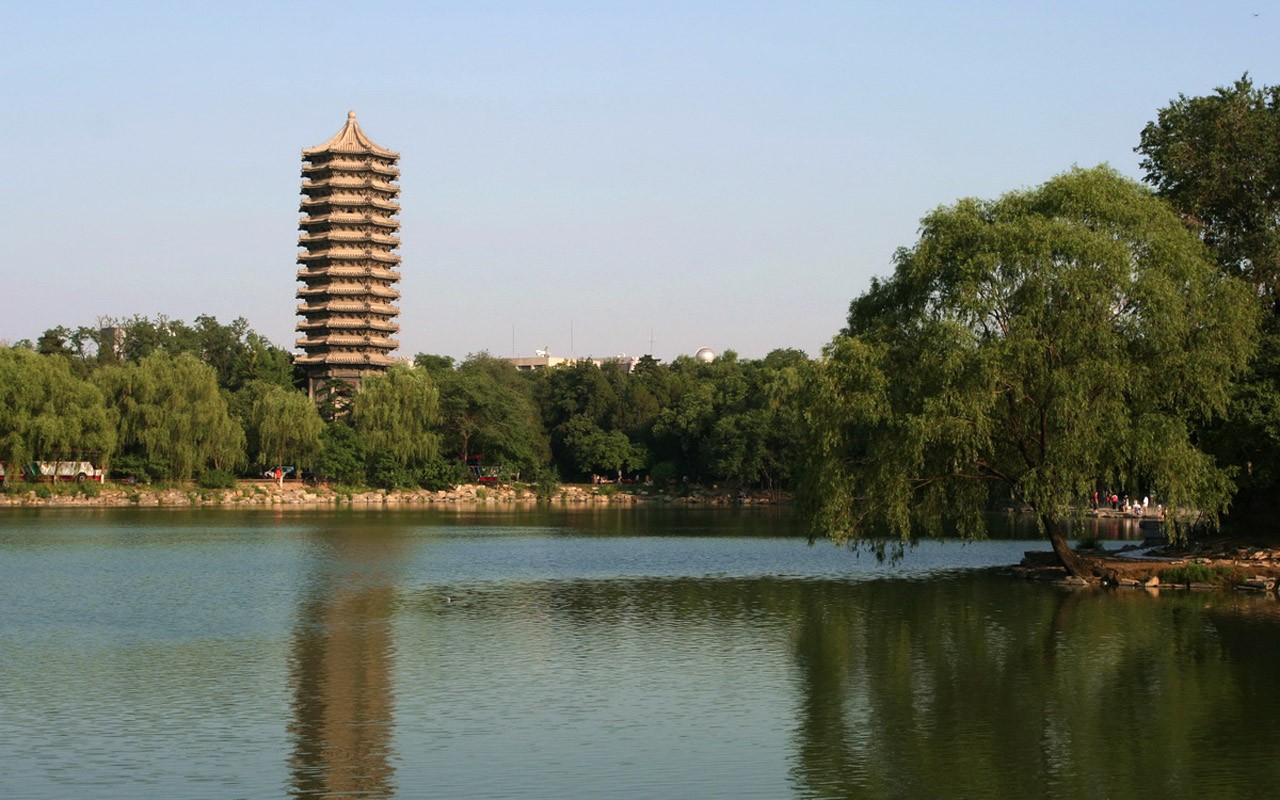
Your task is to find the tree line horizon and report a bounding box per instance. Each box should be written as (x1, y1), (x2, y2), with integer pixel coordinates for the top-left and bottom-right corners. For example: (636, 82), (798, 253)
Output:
(4, 75), (1278, 575)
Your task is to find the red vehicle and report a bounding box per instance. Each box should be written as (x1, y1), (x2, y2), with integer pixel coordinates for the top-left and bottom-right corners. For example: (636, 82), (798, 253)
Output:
(465, 455), (503, 484)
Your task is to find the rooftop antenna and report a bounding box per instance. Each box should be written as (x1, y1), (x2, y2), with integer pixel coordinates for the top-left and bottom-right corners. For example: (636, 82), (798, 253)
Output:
(570, 320), (574, 357)
(649, 326), (655, 355)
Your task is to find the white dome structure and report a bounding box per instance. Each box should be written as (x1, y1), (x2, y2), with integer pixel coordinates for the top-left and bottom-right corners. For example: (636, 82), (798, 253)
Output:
(694, 347), (716, 363)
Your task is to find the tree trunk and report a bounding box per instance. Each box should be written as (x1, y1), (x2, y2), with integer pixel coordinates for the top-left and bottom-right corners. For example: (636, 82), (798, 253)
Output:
(1042, 513), (1088, 578)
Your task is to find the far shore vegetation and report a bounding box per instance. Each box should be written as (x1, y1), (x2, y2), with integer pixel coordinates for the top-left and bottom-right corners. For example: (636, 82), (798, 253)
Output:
(4, 76), (1280, 578)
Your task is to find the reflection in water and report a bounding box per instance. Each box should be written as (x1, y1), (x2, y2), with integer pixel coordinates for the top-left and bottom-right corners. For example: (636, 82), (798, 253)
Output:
(396, 573), (1280, 798)
(785, 577), (1280, 799)
(5, 510), (1280, 799)
(288, 528), (404, 799)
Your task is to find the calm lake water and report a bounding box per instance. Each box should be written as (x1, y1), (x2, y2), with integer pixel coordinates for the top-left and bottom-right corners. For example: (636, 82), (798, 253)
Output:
(2, 506), (1278, 799)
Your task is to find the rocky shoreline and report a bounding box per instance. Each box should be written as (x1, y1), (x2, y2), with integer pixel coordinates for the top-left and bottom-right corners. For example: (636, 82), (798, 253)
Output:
(0, 481), (789, 509)
(1014, 537), (1280, 597)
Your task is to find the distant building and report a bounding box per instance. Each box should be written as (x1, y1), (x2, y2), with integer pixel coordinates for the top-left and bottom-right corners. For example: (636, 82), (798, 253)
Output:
(505, 353), (651, 373)
(507, 355), (579, 371)
(294, 112), (402, 398)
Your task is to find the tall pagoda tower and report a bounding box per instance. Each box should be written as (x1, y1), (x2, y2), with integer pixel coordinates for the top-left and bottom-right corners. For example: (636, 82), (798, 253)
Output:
(295, 111), (401, 398)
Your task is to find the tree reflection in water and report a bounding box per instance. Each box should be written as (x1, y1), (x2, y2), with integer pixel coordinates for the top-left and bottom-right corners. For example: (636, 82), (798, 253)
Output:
(786, 576), (1280, 799)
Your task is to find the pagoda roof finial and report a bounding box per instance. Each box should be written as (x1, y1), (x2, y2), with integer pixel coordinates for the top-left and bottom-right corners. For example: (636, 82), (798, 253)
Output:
(304, 111), (397, 158)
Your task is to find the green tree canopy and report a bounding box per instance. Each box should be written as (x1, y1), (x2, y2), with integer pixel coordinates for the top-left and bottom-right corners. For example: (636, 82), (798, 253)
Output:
(351, 366), (441, 468)
(0, 348), (115, 479)
(1138, 75), (1280, 296)
(560, 414), (646, 481)
(436, 354), (545, 472)
(413, 353), (456, 375)
(801, 166), (1259, 575)
(314, 422), (368, 485)
(1138, 76), (1280, 521)
(95, 351), (245, 480)
(711, 349), (807, 491)
(242, 382), (324, 470)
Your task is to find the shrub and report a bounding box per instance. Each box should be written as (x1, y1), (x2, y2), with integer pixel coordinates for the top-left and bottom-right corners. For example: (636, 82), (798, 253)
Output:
(33, 483), (52, 498)
(78, 481), (101, 498)
(416, 460), (466, 491)
(532, 466), (561, 502)
(367, 452), (412, 490)
(315, 422), (369, 484)
(111, 453), (169, 483)
(649, 461), (679, 487)
(199, 469), (237, 489)
(1161, 563), (1244, 586)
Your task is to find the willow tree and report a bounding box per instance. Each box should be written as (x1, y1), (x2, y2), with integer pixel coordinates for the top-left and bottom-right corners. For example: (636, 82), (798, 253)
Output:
(95, 351), (245, 480)
(351, 366), (441, 469)
(244, 383), (324, 471)
(0, 347), (115, 480)
(800, 166), (1259, 576)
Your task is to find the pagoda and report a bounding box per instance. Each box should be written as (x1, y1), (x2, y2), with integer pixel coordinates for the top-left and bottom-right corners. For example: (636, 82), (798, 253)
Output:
(295, 111), (401, 398)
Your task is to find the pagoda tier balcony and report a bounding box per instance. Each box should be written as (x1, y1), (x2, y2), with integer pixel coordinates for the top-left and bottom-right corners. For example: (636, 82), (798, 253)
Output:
(301, 196), (400, 212)
(296, 333), (399, 349)
(302, 156), (399, 175)
(298, 231), (400, 247)
(297, 284), (401, 300)
(294, 351), (400, 367)
(297, 300), (399, 316)
(296, 235), (396, 250)
(297, 317), (399, 333)
(293, 353), (396, 368)
(296, 250), (400, 265)
(299, 212), (398, 230)
(301, 177), (399, 194)
(296, 265), (400, 282)
(302, 160), (399, 178)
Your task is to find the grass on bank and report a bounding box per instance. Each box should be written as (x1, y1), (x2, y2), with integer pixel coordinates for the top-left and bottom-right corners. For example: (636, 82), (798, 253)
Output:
(1159, 562), (1247, 587)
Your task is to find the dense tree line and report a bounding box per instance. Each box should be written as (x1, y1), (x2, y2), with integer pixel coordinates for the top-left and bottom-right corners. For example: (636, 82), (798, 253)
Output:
(2, 314), (811, 491)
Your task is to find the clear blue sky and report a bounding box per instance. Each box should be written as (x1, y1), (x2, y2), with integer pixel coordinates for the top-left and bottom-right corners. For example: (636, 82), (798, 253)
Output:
(3, 1), (1275, 362)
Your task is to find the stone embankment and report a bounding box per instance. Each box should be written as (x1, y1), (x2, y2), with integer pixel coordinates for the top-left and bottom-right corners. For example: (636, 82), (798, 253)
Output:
(0, 481), (789, 509)
(1014, 539), (1280, 596)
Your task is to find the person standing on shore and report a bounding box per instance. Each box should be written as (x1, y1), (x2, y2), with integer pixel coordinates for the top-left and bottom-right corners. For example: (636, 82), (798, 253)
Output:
(274, 466), (283, 488)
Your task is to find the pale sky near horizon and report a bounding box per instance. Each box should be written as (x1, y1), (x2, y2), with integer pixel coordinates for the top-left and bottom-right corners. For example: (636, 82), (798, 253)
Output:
(2, 1), (1276, 363)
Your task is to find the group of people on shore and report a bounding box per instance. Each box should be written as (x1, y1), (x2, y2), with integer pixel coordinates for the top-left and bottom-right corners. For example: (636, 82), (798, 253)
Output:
(1091, 490), (1163, 518)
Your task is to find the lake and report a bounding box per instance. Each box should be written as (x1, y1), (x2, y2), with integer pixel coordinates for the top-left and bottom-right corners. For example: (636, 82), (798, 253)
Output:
(2, 506), (1278, 799)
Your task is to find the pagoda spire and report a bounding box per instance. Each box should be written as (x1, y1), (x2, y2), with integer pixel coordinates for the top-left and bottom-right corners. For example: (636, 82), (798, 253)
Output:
(294, 112), (402, 399)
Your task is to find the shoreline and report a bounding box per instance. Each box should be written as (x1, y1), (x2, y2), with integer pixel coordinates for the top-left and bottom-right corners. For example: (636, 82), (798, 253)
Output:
(0, 481), (790, 510)
(1012, 538), (1280, 595)
(10, 485), (1276, 596)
